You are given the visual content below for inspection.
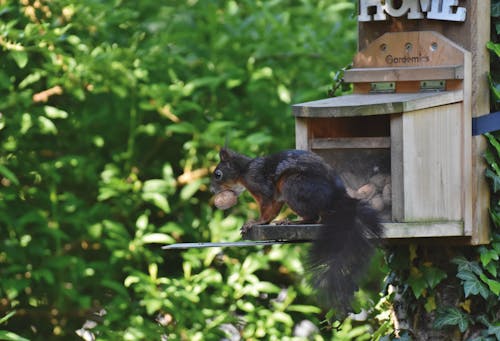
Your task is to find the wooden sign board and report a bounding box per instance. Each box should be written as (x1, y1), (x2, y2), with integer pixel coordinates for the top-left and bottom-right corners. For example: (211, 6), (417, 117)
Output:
(357, 0), (490, 117)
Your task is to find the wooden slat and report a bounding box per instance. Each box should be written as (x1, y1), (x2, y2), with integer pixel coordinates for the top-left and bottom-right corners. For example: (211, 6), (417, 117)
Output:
(295, 117), (309, 150)
(311, 137), (390, 149)
(402, 103), (463, 221)
(292, 91), (463, 118)
(344, 65), (464, 83)
(390, 114), (404, 222)
(383, 221), (464, 239)
(241, 221), (465, 241)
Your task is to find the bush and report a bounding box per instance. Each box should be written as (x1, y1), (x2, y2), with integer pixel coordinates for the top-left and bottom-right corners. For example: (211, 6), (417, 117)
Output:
(0, 1), (360, 339)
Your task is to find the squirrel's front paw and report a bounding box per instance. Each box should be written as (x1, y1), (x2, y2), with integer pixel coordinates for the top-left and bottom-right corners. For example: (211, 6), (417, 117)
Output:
(240, 220), (257, 235)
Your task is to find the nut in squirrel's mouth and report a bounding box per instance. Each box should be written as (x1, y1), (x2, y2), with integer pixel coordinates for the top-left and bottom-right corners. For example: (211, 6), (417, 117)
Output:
(213, 190), (238, 210)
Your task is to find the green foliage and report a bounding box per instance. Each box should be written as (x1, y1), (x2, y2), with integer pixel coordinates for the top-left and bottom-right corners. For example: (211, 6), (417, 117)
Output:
(0, 0), (361, 339)
(0, 312), (29, 341)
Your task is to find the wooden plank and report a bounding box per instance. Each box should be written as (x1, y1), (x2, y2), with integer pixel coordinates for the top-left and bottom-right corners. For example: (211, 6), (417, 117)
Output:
(471, 136), (491, 244)
(402, 103), (463, 221)
(353, 32), (467, 69)
(311, 137), (390, 149)
(469, 1), (491, 245)
(383, 221), (464, 239)
(390, 114), (404, 222)
(241, 221), (464, 241)
(295, 117), (310, 150)
(344, 65), (464, 83)
(292, 91), (463, 118)
(462, 48), (474, 239)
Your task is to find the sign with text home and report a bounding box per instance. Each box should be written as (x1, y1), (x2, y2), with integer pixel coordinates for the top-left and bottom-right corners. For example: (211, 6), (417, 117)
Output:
(359, 0), (466, 22)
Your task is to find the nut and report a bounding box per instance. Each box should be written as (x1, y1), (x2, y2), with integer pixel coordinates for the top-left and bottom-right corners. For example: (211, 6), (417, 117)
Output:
(214, 190), (238, 210)
(370, 194), (384, 211)
(356, 183), (376, 200)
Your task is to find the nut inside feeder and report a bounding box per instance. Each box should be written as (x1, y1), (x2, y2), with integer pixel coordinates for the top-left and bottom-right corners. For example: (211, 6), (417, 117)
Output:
(315, 149), (392, 222)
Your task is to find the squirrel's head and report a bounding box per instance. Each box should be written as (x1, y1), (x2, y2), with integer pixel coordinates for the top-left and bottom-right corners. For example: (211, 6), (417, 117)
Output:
(210, 148), (249, 195)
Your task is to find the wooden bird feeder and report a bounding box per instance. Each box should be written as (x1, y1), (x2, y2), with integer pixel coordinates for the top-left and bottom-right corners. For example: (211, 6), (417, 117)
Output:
(245, 0), (491, 245)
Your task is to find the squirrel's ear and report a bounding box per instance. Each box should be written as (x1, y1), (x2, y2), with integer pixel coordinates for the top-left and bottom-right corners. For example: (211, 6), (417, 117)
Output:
(219, 148), (231, 161)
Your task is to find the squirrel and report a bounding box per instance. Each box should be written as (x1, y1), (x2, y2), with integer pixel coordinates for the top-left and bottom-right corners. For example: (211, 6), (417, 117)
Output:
(210, 148), (383, 313)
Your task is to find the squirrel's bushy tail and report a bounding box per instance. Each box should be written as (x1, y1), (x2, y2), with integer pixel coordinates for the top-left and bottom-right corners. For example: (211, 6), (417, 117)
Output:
(308, 197), (383, 314)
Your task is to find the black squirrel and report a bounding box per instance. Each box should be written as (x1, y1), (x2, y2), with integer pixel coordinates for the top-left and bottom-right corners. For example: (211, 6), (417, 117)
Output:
(210, 148), (383, 312)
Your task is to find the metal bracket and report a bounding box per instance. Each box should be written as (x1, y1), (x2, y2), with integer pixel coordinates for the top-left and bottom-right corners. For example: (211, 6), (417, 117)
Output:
(370, 82), (395, 93)
(420, 80), (446, 92)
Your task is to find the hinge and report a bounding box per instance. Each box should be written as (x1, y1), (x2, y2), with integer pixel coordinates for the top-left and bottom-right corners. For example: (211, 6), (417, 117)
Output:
(370, 82), (395, 93)
(420, 80), (446, 92)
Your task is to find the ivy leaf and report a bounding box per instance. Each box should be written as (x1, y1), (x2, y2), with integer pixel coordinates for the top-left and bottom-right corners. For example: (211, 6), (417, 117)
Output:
(488, 325), (500, 340)
(490, 209), (500, 229)
(408, 266), (427, 298)
(485, 169), (500, 193)
(493, 2), (500, 17)
(434, 307), (470, 333)
(487, 41), (500, 58)
(479, 246), (499, 267)
(479, 273), (500, 296)
(452, 257), (483, 276)
(463, 277), (490, 299)
(485, 133), (500, 162)
(424, 296), (437, 313)
(484, 261), (498, 278)
(421, 265), (447, 289)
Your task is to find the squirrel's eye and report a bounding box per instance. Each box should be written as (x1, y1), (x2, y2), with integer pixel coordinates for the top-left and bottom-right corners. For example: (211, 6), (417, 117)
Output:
(214, 169), (223, 180)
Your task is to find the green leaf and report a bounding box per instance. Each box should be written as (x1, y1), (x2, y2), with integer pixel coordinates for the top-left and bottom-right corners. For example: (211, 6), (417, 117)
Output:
(254, 281), (280, 294)
(165, 122), (196, 135)
(424, 296), (437, 313)
(141, 233), (174, 244)
(0, 330), (30, 341)
(408, 267), (427, 298)
(38, 116), (58, 135)
(479, 246), (499, 267)
(11, 50), (28, 69)
(143, 179), (170, 193)
(485, 133), (500, 165)
(142, 192), (170, 213)
(434, 307), (469, 333)
(487, 41), (500, 58)
(44, 106), (68, 119)
(479, 273), (500, 295)
(452, 257), (483, 276)
(485, 169), (500, 193)
(492, 2), (500, 17)
(488, 325), (500, 340)
(463, 277), (490, 299)
(0, 164), (19, 186)
(287, 304), (322, 314)
(488, 74), (500, 103)
(0, 312), (16, 325)
(180, 179), (203, 201)
(422, 265), (447, 289)
(19, 72), (42, 89)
